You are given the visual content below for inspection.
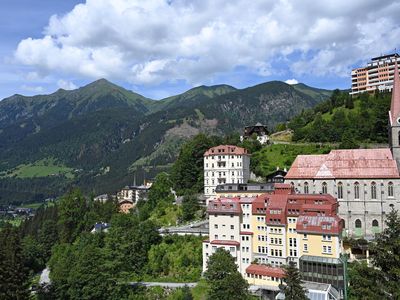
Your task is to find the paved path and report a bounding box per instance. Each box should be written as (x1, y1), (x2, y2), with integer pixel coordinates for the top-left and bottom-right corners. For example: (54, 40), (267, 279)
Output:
(39, 267), (50, 284)
(130, 282), (198, 288)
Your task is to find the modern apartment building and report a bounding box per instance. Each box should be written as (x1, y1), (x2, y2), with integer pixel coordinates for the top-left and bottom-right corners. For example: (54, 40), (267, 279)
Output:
(204, 145), (250, 201)
(202, 184), (346, 297)
(350, 53), (400, 95)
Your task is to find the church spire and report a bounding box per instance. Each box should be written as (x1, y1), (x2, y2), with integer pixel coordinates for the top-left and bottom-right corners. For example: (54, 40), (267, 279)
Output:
(390, 61), (400, 126)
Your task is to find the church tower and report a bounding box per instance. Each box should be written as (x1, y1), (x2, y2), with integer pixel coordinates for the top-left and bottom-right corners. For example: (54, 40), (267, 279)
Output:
(389, 62), (400, 168)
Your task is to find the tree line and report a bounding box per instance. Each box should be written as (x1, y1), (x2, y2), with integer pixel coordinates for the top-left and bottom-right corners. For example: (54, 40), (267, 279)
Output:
(287, 90), (391, 146)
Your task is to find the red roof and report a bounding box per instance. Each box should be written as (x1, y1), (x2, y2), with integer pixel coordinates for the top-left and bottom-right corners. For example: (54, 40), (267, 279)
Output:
(286, 149), (400, 179)
(296, 215), (343, 235)
(246, 264), (285, 278)
(390, 61), (400, 125)
(207, 198), (242, 215)
(204, 145), (250, 156)
(210, 240), (240, 246)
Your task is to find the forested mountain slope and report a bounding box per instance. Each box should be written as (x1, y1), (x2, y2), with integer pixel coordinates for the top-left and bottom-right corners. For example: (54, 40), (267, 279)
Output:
(0, 79), (331, 203)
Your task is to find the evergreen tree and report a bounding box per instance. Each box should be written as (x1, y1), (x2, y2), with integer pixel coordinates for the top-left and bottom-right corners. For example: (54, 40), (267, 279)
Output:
(0, 224), (30, 300)
(371, 208), (400, 298)
(348, 261), (385, 300)
(58, 189), (88, 243)
(204, 248), (249, 300)
(181, 285), (193, 300)
(339, 131), (359, 149)
(181, 194), (200, 222)
(280, 261), (308, 300)
(171, 134), (218, 195)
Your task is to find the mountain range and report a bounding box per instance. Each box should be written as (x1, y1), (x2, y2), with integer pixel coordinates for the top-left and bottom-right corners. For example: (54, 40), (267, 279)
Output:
(0, 79), (331, 204)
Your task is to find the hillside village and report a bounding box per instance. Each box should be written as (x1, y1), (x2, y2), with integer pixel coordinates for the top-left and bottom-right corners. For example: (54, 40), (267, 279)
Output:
(2, 55), (400, 300)
(74, 55), (400, 299)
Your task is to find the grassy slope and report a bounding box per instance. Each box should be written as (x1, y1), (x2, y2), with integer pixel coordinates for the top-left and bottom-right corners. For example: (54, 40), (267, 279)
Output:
(252, 143), (332, 176)
(1, 158), (74, 179)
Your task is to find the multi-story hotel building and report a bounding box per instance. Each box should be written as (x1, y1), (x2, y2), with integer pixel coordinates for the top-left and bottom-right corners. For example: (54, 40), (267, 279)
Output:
(202, 184), (346, 298)
(350, 53), (400, 95)
(203, 145), (250, 201)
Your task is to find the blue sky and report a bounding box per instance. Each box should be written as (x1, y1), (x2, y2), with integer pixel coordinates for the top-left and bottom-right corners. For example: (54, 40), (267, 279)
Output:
(1, 0), (400, 100)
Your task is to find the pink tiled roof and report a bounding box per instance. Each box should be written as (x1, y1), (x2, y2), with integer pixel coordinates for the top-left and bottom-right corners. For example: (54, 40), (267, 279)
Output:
(204, 145), (250, 156)
(207, 198), (242, 214)
(210, 240), (240, 246)
(390, 62), (400, 125)
(246, 264), (285, 278)
(296, 215), (344, 235)
(286, 148), (399, 179)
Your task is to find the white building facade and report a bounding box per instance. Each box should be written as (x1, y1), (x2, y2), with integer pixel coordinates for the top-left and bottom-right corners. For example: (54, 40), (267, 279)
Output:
(204, 145), (250, 201)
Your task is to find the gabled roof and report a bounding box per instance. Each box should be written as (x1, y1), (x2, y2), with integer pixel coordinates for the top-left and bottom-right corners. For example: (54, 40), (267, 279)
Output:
(390, 61), (400, 126)
(296, 215), (343, 235)
(286, 149), (400, 179)
(207, 197), (242, 214)
(204, 145), (249, 156)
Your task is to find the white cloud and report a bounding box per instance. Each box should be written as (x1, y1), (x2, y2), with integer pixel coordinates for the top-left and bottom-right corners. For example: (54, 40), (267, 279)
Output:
(21, 85), (45, 93)
(57, 79), (77, 90)
(285, 79), (299, 85)
(13, 0), (400, 86)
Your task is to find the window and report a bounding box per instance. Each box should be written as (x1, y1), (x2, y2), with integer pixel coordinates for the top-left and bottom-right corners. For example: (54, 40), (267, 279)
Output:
(230, 235), (234, 240)
(303, 244), (308, 252)
(398, 131), (400, 146)
(323, 235), (331, 241)
(214, 224), (218, 229)
(371, 182), (377, 199)
(388, 182), (394, 197)
(372, 219), (379, 227)
(229, 247), (235, 253)
(322, 182), (327, 194)
(230, 225), (234, 229)
(355, 219), (362, 228)
(354, 182), (360, 199)
(337, 182), (343, 199)
(304, 182), (309, 194)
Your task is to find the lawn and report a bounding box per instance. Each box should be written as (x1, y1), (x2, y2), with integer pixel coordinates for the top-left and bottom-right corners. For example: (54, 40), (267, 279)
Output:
(2, 158), (74, 179)
(252, 143), (332, 177)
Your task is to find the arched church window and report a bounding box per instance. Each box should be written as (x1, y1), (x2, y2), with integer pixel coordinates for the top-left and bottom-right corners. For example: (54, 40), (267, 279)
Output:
(322, 182), (327, 194)
(372, 219), (379, 227)
(355, 219), (362, 228)
(337, 182), (343, 199)
(371, 182), (377, 199)
(354, 182), (360, 199)
(388, 182), (394, 197)
(398, 131), (400, 146)
(304, 182), (309, 194)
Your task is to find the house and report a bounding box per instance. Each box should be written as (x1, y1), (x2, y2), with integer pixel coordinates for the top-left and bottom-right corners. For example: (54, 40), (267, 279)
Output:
(240, 123), (270, 144)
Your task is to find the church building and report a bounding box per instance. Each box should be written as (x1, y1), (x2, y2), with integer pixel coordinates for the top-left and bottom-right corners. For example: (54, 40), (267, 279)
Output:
(285, 63), (400, 238)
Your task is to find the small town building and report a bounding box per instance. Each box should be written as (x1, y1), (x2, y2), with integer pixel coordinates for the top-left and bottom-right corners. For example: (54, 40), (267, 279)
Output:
(117, 183), (151, 203)
(266, 168), (287, 183)
(204, 145), (251, 202)
(202, 184), (346, 298)
(240, 123), (270, 144)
